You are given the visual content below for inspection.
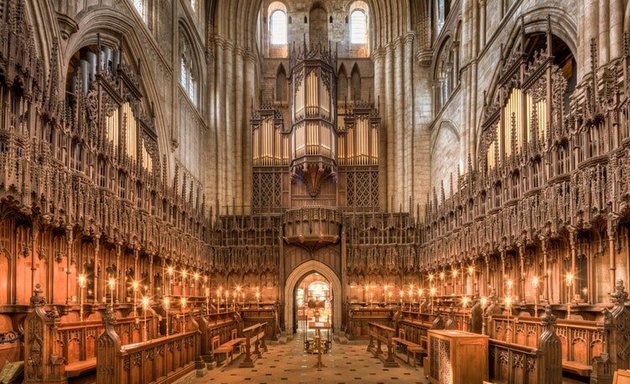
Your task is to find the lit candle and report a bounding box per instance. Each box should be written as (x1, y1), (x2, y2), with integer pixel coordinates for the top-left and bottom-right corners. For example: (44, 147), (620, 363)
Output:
(205, 287), (210, 315)
(533, 276), (540, 315)
(132, 280), (139, 317)
(163, 296), (170, 335)
(180, 296), (187, 333)
(108, 278), (116, 307)
(141, 296), (150, 341)
(78, 274), (87, 322)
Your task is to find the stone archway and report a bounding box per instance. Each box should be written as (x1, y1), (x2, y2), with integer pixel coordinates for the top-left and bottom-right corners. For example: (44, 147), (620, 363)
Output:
(284, 260), (342, 334)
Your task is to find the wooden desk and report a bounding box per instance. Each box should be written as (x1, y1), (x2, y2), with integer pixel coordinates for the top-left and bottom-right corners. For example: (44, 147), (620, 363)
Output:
(427, 330), (488, 384)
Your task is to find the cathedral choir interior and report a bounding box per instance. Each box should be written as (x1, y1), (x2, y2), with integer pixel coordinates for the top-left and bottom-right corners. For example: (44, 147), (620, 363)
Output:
(1, 0), (630, 383)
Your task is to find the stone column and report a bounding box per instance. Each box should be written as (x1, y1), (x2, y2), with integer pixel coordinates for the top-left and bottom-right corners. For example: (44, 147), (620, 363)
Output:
(394, 39), (404, 211)
(225, 42), (235, 213)
(234, 48), (244, 214)
(215, 38), (226, 213)
(385, 45), (395, 210)
(403, 34), (414, 210)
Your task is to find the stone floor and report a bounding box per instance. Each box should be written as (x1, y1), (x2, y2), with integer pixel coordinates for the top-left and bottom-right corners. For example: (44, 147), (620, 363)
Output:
(177, 335), (429, 384)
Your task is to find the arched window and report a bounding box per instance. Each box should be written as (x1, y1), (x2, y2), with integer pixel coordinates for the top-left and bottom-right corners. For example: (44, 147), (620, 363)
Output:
(269, 3), (288, 45)
(180, 35), (199, 106)
(350, 9), (367, 44)
(132, 0), (147, 22)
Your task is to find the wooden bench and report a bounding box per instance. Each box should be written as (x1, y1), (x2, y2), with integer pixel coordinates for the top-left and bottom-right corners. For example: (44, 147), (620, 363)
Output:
(239, 322), (267, 368)
(367, 322), (399, 367)
(392, 329), (424, 367)
(64, 357), (96, 378)
(562, 360), (592, 377)
(212, 329), (246, 367)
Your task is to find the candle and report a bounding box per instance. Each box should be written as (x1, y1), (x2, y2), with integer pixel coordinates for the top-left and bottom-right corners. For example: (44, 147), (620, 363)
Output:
(163, 296), (170, 336)
(142, 296), (150, 341)
(108, 278), (116, 307)
(180, 297), (187, 333)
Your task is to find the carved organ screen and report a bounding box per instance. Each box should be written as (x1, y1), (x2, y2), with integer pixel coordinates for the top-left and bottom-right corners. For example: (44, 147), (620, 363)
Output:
(486, 89), (547, 168)
(337, 112), (379, 165)
(481, 33), (574, 172)
(252, 115), (289, 166)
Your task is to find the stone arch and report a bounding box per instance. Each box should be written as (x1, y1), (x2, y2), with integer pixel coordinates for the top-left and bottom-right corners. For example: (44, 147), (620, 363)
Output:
(309, 2), (328, 47)
(337, 64), (348, 102)
(276, 63), (287, 102)
(350, 63), (361, 101)
(284, 260), (342, 334)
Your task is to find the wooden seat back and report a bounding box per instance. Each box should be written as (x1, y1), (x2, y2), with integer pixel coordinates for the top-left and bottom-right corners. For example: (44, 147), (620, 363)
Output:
(614, 370), (630, 384)
(211, 336), (220, 352)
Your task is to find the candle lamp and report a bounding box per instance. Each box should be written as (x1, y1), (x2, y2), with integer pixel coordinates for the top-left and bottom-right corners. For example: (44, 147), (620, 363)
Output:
(180, 297), (187, 333)
(205, 287), (210, 315)
(505, 295), (513, 342)
(141, 296), (150, 341)
(255, 290), (260, 309)
(399, 290), (404, 307)
(108, 278), (116, 307)
(532, 276), (540, 316)
(181, 270), (187, 297)
(387, 291), (392, 304)
(236, 285), (241, 309)
(430, 287), (437, 314)
(565, 272), (574, 318)
(194, 272), (200, 296)
(163, 296), (170, 336)
(167, 266), (174, 295)
(78, 274), (87, 322)
(132, 280), (139, 317)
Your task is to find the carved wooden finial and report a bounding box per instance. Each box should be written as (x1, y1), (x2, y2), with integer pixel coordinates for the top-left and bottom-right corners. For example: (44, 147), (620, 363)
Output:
(103, 304), (117, 328)
(30, 283), (46, 307)
(541, 304), (557, 328)
(611, 279), (628, 306)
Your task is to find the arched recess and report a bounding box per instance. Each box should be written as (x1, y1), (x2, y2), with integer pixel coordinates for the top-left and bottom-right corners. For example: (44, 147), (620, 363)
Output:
(284, 260), (342, 334)
(337, 64), (348, 102)
(276, 64), (287, 102)
(350, 63), (361, 101)
(309, 3), (328, 47)
(64, 11), (177, 180)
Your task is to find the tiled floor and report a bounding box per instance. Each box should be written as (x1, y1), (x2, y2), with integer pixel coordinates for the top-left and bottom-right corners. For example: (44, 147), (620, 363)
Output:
(178, 336), (429, 384)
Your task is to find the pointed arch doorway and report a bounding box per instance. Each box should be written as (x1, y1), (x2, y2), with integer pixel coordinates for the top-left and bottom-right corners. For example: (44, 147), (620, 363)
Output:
(284, 260), (342, 334)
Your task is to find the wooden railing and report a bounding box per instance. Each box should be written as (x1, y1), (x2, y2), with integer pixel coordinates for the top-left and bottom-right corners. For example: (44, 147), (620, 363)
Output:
(488, 314), (606, 377)
(57, 314), (155, 371)
(96, 306), (201, 384)
(366, 322), (399, 367)
(240, 322), (267, 368)
(346, 306), (395, 339)
(240, 308), (279, 340)
(196, 311), (239, 364)
(489, 339), (542, 383)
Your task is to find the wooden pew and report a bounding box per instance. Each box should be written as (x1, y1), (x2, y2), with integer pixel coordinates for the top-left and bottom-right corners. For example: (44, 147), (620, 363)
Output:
(239, 322), (267, 368)
(392, 328), (424, 367)
(240, 308), (279, 340)
(60, 315), (154, 378)
(196, 311), (240, 366)
(488, 315), (603, 378)
(366, 322), (399, 367)
(96, 306), (201, 384)
(212, 329), (245, 367)
(346, 306), (395, 339)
